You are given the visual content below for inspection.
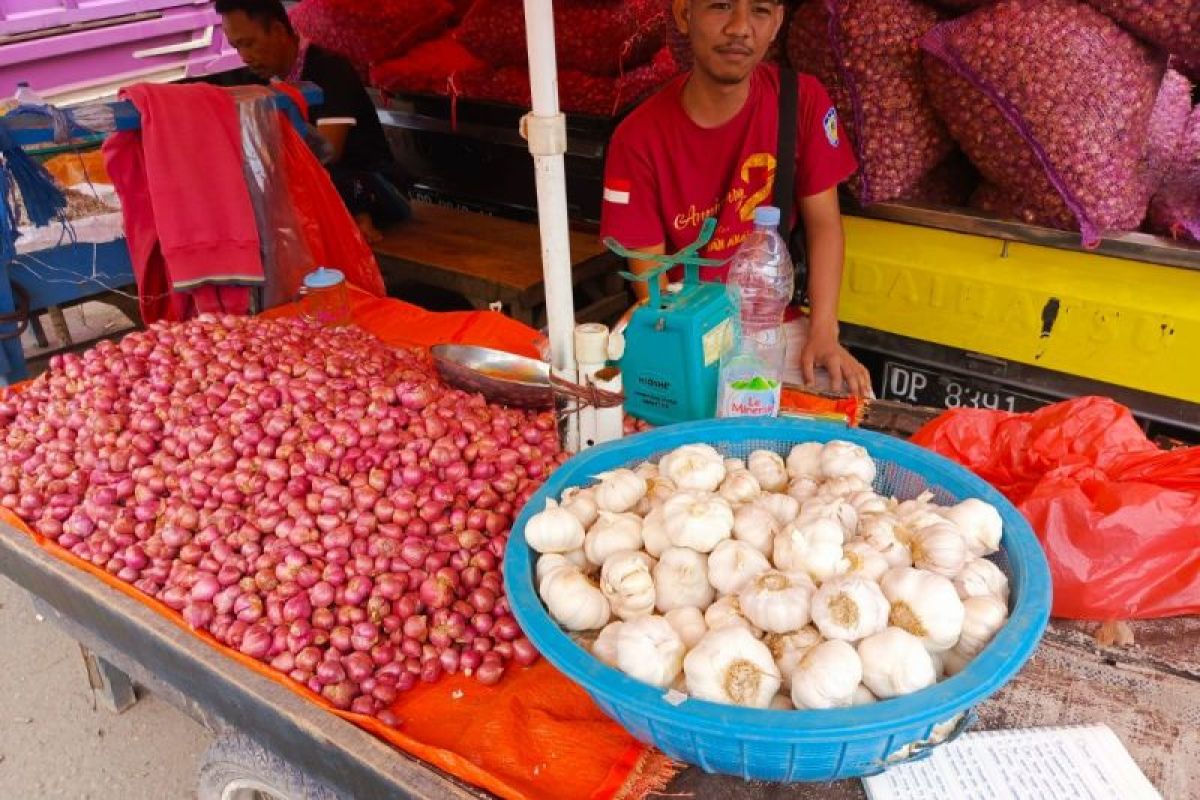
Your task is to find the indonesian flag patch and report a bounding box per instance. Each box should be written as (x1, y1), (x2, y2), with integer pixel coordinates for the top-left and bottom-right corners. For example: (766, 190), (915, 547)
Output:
(604, 178), (631, 205)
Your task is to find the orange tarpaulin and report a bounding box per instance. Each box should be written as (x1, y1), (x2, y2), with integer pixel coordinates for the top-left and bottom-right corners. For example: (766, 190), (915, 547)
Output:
(1, 294), (677, 800)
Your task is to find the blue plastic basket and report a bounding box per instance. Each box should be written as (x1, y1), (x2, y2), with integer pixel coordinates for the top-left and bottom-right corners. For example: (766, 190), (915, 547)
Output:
(504, 418), (1052, 782)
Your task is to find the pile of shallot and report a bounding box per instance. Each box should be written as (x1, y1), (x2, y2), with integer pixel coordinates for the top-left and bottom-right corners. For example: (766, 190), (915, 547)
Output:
(0, 315), (566, 722)
(525, 442), (1011, 710)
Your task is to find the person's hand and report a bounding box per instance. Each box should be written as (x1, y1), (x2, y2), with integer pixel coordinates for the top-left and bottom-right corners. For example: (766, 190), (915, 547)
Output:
(613, 298), (646, 333)
(800, 325), (873, 398)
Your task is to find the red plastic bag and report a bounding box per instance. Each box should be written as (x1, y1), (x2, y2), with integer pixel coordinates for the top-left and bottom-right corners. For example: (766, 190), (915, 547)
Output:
(279, 123), (386, 297)
(912, 397), (1200, 620)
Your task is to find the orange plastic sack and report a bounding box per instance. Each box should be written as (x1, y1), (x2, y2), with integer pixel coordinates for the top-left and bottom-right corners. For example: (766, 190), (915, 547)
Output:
(912, 396), (1200, 620)
(42, 149), (112, 187)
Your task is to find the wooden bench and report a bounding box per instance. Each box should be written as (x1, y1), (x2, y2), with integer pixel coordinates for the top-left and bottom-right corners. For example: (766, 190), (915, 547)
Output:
(372, 202), (627, 328)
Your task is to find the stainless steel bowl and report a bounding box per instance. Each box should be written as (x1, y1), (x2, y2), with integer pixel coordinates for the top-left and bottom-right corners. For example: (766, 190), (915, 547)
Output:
(430, 344), (553, 408)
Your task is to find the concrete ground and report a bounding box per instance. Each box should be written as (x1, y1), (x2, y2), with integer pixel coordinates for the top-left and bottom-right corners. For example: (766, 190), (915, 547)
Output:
(2, 301), (214, 799)
(0, 576), (213, 799)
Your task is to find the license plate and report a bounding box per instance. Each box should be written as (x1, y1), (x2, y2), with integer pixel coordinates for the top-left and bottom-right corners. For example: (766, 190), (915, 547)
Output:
(881, 361), (1046, 413)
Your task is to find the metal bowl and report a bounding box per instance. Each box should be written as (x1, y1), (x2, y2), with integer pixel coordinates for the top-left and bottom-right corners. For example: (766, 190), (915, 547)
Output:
(430, 344), (553, 408)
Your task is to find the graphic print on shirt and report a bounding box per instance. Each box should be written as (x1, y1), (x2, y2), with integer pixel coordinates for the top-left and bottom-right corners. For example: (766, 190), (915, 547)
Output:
(670, 152), (777, 257)
(823, 107), (840, 148)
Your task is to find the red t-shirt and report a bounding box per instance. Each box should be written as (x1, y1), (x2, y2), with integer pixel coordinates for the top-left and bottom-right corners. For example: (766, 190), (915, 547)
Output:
(600, 64), (858, 283)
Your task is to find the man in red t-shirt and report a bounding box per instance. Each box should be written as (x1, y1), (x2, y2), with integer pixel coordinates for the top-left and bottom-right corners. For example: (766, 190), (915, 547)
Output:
(601, 0), (872, 396)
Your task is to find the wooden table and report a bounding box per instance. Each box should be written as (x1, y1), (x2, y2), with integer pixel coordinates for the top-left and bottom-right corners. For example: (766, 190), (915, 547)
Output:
(372, 202), (627, 328)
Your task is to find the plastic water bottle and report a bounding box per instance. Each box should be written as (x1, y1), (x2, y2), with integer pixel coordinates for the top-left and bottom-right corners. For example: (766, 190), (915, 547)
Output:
(13, 82), (46, 107)
(718, 206), (795, 418)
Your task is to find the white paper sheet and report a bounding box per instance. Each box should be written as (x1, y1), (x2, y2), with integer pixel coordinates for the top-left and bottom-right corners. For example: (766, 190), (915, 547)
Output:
(862, 724), (1161, 800)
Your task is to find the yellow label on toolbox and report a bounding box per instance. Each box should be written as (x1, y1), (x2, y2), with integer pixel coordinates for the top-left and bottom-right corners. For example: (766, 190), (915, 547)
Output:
(839, 218), (1200, 404)
(703, 318), (734, 366)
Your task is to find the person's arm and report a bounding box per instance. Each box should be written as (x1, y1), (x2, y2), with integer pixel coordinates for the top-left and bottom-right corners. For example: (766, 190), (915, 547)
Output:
(797, 187), (872, 397)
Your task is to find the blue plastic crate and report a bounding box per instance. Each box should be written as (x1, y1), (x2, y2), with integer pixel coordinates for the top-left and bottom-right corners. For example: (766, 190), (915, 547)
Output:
(504, 417), (1052, 782)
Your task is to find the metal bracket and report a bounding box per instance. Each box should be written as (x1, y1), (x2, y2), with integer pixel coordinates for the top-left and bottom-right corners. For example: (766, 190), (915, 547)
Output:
(519, 112), (567, 157)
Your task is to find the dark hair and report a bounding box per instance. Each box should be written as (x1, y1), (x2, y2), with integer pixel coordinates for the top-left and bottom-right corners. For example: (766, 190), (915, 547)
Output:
(214, 0), (294, 34)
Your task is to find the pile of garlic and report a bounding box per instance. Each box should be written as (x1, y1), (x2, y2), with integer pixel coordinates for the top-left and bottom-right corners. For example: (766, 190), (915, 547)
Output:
(525, 441), (1011, 711)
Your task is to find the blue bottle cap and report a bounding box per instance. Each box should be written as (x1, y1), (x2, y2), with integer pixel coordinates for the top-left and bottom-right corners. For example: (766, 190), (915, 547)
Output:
(303, 267), (345, 289)
(754, 206), (781, 227)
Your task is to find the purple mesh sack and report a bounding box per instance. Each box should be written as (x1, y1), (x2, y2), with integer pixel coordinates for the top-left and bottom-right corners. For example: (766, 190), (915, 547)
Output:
(1149, 105), (1200, 243)
(1082, 1), (1200, 64)
(787, 0), (955, 205)
(921, 0), (1165, 245)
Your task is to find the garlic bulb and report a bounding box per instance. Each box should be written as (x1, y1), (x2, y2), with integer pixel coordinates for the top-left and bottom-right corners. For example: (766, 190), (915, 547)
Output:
(592, 621), (624, 667)
(954, 557), (1010, 603)
(616, 615), (685, 688)
(810, 576), (890, 642)
(755, 493), (801, 526)
(719, 469), (761, 505)
(773, 518), (849, 582)
(764, 626), (822, 688)
(600, 550), (656, 620)
(703, 596), (762, 636)
(525, 498), (585, 554)
(563, 548), (591, 573)
(942, 648), (970, 677)
(857, 627), (937, 698)
(662, 491), (734, 553)
(659, 444), (726, 492)
(941, 498), (1003, 557)
(846, 489), (889, 517)
(909, 522), (968, 578)
(732, 503), (779, 555)
(584, 511), (643, 567)
(787, 476), (821, 503)
(664, 607), (708, 649)
(653, 547), (714, 612)
(636, 474), (679, 516)
(540, 565), (611, 631)
(928, 649), (946, 678)
(817, 476), (873, 499)
(684, 626), (781, 708)
(786, 442), (824, 480)
(739, 570), (815, 634)
(707, 539), (771, 596)
(857, 515), (914, 568)
(798, 496), (859, 541)
(843, 540), (891, 583)
(790, 639), (863, 709)
(594, 469), (647, 513)
(640, 506), (672, 558)
(880, 567), (965, 652)
(747, 450), (788, 493)
(955, 595), (1008, 657)
(820, 441), (877, 485)
(769, 693), (795, 710)
(645, 475), (677, 508)
(560, 487), (599, 529)
(634, 462), (659, 481)
(891, 491), (943, 532)
(723, 457), (747, 474)
(851, 684), (878, 706)
(536, 553), (570, 584)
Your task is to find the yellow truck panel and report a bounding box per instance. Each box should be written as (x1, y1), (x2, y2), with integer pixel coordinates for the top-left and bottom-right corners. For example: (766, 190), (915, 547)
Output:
(840, 217), (1200, 404)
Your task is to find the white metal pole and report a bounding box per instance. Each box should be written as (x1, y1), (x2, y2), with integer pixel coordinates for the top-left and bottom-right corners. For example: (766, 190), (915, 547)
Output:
(522, 0), (580, 452)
